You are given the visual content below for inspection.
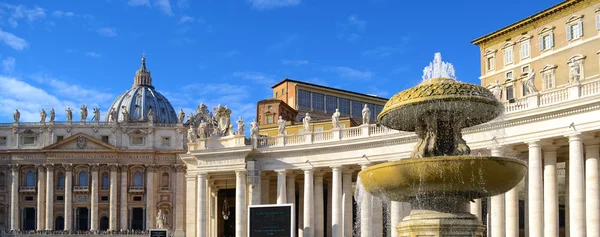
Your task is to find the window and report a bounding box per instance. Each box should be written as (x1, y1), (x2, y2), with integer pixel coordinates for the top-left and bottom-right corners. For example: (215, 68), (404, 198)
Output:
(541, 65), (558, 90)
(162, 137), (170, 147)
(281, 88), (285, 94)
(520, 41), (530, 59)
(24, 196), (34, 201)
(522, 65), (530, 73)
(56, 196), (64, 201)
(486, 56), (495, 71)
(538, 27), (555, 51)
(161, 172), (169, 188)
(506, 85), (515, 100)
(101, 196), (109, 201)
(267, 105), (272, 110)
(506, 71), (513, 80)
(543, 72), (555, 90)
(101, 136), (109, 143)
(298, 89), (311, 109)
(503, 47), (513, 65)
(312, 93), (325, 113)
(596, 10), (600, 30)
(522, 81), (530, 96)
(0, 136), (6, 145)
(101, 172), (109, 188)
(79, 171), (88, 187)
(566, 15), (584, 41)
(133, 171), (143, 187)
(56, 136), (64, 142)
(133, 196), (143, 201)
(25, 171), (35, 187)
(23, 136), (35, 145)
(275, 92), (278, 98)
(325, 96), (337, 113)
(57, 172), (65, 189)
(338, 98), (350, 115)
(131, 136), (144, 145)
(351, 101), (362, 117)
(0, 172), (5, 188)
(266, 115), (274, 124)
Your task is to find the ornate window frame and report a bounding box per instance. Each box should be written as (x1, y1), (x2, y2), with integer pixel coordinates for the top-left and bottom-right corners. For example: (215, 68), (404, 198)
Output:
(517, 35), (533, 60)
(540, 64), (558, 90)
(538, 26), (555, 52)
(566, 15), (584, 42)
(502, 41), (515, 66)
(484, 49), (497, 72)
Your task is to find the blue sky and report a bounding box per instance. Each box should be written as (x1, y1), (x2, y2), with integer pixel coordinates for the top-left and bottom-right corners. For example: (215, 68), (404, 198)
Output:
(0, 0), (562, 123)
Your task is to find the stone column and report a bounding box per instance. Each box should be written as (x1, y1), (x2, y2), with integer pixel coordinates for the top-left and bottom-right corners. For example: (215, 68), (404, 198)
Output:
(261, 175), (270, 204)
(331, 166), (342, 237)
(109, 164), (118, 230)
(174, 165), (186, 237)
(64, 164), (73, 231)
(543, 147), (558, 237)
(119, 166), (128, 230)
(276, 170), (287, 204)
(314, 173), (324, 237)
(185, 174), (197, 237)
(342, 170), (353, 237)
(528, 141), (543, 237)
(327, 178), (332, 237)
(36, 165), (46, 230)
(249, 171), (261, 205)
(197, 173), (207, 237)
(491, 147), (505, 237)
(90, 164), (99, 231)
(286, 172), (296, 234)
(470, 199), (482, 221)
(145, 165), (156, 229)
(360, 164), (372, 237)
(565, 160), (569, 237)
(505, 186), (519, 237)
(568, 134), (585, 237)
(304, 169), (314, 237)
(585, 142), (599, 237)
(298, 182), (304, 237)
(9, 164), (19, 231)
(235, 171), (247, 237)
(45, 164), (54, 230)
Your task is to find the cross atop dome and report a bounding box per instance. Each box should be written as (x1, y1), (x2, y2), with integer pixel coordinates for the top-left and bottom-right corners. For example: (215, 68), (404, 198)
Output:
(133, 55), (153, 88)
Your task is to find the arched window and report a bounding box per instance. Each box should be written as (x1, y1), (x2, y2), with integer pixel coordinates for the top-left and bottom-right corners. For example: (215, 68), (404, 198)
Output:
(133, 172), (143, 187)
(57, 172), (65, 189)
(99, 216), (109, 231)
(79, 171), (88, 187)
(101, 172), (109, 188)
(54, 216), (64, 230)
(161, 172), (169, 188)
(25, 171), (35, 187)
(0, 172), (5, 188)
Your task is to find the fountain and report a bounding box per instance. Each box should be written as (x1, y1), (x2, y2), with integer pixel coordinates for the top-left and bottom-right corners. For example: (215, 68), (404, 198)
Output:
(358, 53), (527, 236)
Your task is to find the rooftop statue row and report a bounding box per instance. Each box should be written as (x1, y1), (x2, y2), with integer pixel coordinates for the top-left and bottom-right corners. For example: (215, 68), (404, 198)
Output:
(13, 105), (102, 124)
(185, 103), (253, 142)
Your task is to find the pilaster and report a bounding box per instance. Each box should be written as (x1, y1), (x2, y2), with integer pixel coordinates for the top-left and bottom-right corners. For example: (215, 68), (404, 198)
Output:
(45, 164), (54, 231)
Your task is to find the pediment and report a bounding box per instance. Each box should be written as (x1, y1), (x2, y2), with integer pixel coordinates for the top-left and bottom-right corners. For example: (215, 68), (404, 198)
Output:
(43, 133), (118, 151)
(540, 64), (558, 72)
(517, 34), (533, 42)
(501, 41), (514, 49)
(565, 14), (583, 24)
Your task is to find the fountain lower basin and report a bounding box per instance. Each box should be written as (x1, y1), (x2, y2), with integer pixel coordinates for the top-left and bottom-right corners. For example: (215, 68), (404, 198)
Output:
(358, 156), (527, 202)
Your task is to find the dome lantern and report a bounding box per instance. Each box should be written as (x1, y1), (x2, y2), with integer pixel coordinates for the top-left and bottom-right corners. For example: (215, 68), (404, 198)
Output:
(133, 57), (153, 88)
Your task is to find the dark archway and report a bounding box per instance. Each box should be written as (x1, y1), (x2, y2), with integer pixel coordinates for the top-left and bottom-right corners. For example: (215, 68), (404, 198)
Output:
(99, 216), (109, 231)
(55, 216), (64, 230)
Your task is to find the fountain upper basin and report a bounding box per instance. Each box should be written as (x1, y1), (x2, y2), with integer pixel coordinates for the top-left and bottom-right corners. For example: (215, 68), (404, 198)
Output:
(358, 156), (527, 202)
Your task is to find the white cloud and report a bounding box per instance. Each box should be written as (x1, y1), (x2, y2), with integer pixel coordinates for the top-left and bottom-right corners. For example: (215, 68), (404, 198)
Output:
(2, 57), (16, 73)
(96, 27), (117, 37)
(347, 14), (366, 31)
(232, 71), (276, 86)
(177, 0), (189, 8)
(325, 66), (373, 80)
(30, 74), (114, 106)
(338, 14), (367, 42)
(178, 15), (195, 24)
(128, 0), (150, 7)
(52, 10), (75, 18)
(281, 59), (309, 67)
(85, 52), (102, 58)
(0, 29), (29, 51)
(0, 4), (47, 28)
(0, 76), (71, 122)
(247, 0), (301, 10)
(154, 0), (173, 16)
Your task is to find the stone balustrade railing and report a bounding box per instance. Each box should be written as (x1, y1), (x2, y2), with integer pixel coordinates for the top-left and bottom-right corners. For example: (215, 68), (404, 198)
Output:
(0, 121), (181, 127)
(0, 230), (160, 237)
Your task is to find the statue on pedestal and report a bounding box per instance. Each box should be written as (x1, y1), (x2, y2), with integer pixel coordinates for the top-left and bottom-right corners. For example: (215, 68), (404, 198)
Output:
(93, 108), (101, 124)
(121, 106), (129, 122)
(569, 62), (581, 84)
(65, 107), (73, 123)
(277, 116), (286, 135)
(148, 106), (154, 122)
(13, 109), (20, 123)
(236, 116), (245, 135)
(362, 104), (371, 125)
(490, 80), (502, 100)
(156, 209), (167, 229)
(250, 119), (259, 138)
(49, 108), (55, 123)
(178, 109), (185, 124)
(523, 71), (538, 95)
(187, 126), (197, 142)
(303, 113), (311, 132)
(80, 104), (88, 122)
(332, 108), (341, 129)
(40, 109), (47, 123)
(109, 108), (117, 122)
(198, 121), (207, 139)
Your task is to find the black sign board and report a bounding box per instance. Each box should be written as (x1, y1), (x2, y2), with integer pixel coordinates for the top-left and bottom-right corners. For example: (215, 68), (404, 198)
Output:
(149, 229), (168, 237)
(248, 204), (294, 237)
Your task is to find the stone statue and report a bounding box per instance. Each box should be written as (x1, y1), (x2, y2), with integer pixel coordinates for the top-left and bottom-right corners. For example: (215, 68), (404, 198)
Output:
(277, 116), (286, 135)
(148, 106), (154, 122)
(178, 109), (185, 124)
(198, 121), (207, 139)
(156, 209), (167, 229)
(303, 113), (311, 132)
(92, 108), (101, 123)
(362, 104), (371, 125)
(49, 108), (55, 123)
(40, 109), (47, 123)
(13, 109), (20, 123)
(80, 104), (88, 122)
(523, 71), (538, 95)
(250, 119), (259, 138)
(332, 108), (341, 129)
(109, 108), (117, 122)
(121, 106), (129, 122)
(187, 126), (197, 142)
(227, 124), (235, 136)
(236, 116), (245, 135)
(214, 104), (232, 136)
(569, 62), (581, 84)
(490, 80), (502, 100)
(65, 107), (73, 122)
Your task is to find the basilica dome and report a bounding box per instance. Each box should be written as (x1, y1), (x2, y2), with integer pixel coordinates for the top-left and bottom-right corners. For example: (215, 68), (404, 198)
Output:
(105, 57), (178, 124)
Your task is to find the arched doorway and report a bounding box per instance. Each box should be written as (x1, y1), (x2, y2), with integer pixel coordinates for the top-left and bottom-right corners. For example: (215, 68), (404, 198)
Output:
(99, 216), (109, 231)
(55, 216), (64, 230)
